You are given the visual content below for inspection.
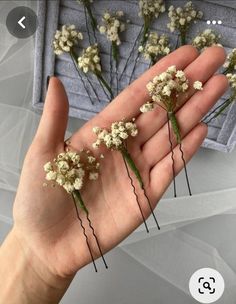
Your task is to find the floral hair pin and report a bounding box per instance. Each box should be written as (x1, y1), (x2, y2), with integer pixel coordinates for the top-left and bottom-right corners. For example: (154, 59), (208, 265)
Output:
(120, 0), (166, 84)
(53, 25), (112, 104)
(92, 120), (160, 233)
(76, 0), (97, 43)
(139, 31), (171, 66)
(203, 73), (236, 124)
(140, 65), (203, 197)
(78, 44), (114, 101)
(53, 25), (97, 105)
(98, 10), (126, 95)
(44, 150), (108, 272)
(167, 1), (203, 47)
(203, 49), (236, 124)
(192, 29), (221, 51)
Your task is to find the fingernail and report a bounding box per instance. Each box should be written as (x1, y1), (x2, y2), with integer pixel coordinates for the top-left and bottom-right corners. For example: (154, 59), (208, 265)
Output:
(46, 76), (51, 90)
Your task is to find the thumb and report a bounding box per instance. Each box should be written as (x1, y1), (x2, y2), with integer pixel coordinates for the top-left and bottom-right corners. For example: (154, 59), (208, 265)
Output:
(34, 77), (69, 148)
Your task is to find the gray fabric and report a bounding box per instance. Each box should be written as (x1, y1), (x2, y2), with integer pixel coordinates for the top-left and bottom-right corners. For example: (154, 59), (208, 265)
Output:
(32, 0), (236, 152)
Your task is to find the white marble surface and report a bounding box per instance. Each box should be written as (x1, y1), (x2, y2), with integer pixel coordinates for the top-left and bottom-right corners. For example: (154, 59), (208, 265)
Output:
(1, 1), (236, 303)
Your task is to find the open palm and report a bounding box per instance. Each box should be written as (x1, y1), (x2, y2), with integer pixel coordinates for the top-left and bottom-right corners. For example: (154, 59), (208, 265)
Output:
(13, 46), (227, 281)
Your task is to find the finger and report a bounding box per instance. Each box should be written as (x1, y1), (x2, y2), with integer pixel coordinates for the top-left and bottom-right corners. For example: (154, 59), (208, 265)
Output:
(150, 123), (207, 199)
(34, 77), (69, 147)
(142, 74), (228, 168)
(96, 45), (199, 124)
(135, 46), (226, 146)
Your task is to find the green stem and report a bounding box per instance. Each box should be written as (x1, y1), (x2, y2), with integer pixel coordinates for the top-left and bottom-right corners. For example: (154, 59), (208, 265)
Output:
(168, 112), (181, 144)
(121, 148), (143, 188)
(150, 56), (156, 67)
(180, 31), (186, 46)
(96, 72), (114, 100)
(84, 2), (97, 30)
(141, 19), (150, 46)
(112, 41), (119, 63)
(204, 98), (234, 124)
(73, 190), (89, 215)
(222, 67), (232, 75)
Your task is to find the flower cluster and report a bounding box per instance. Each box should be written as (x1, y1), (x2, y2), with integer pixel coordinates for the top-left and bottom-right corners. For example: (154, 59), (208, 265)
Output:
(44, 151), (100, 194)
(193, 80), (203, 91)
(138, 32), (171, 63)
(92, 120), (138, 150)
(167, 2), (203, 35)
(53, 25), (83, 55)
(138, 0), (165, 19)
(192, 29), (221, 51)
(98, 11), (126, 46)
(141, 65), (189, 112)
(224, 49), (236, 73)
(226, 73), (236, 94)
(140, 66), (203, 113)
(78, 44), (102, 74)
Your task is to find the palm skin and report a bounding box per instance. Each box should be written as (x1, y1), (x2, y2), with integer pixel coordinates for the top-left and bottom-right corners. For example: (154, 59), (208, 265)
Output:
(12, 46), (227, 284)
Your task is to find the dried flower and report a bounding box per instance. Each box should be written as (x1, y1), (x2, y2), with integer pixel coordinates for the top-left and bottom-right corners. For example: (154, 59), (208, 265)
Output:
(92, 119), (160, 231)
(223, 49), (236, 74)
(203, 74), (236, 124)
(98, 11), (126, 46)
(193, 81), (203, 91)
(77, 44), (113, 99)
(92, 120), (138, 150)
(53, 25), (83, 55)
(139, 32), (171, 64)
(192, 29), (221, 51)
(167, 1), (203, 45)
(141, 66), (202, 143)
(44, 146), (108, 271)
(138, 0), (166, 45)
(139, 0), (165, 19)
(142, 65), (189, 113)
(227, 73), (236, 95)
(140, 102), (155, 113)
(43, 151), (99, 194)
(78, 44), (101, 74)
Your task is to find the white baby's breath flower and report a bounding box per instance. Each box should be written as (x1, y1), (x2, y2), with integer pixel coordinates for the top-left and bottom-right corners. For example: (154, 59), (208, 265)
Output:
(64, 182), (74, 194)
(139, 32), (171, 63)
(53, 25), (83, 55)
(78, 44), (102, 74)
(46, 171), (57, 181)
(192, 29), (221, 51)
(140, 102), (154, 113)
(44, 162), (53, 172)
(167, 2), (203, 40)
(226, 73), (236, 95)
(88, 156), (96, 164)
(98, 10), (126, 46)
(56, 174), (66, 186)
(92, 120), (138, 150)
(224, 49), (236, 73)
(43, 150), (99, 194)
(193, 81), (203, 91)
(141, 66), (191, 112)
(74, 178), (83, 190)
(139, 0), (165, 19)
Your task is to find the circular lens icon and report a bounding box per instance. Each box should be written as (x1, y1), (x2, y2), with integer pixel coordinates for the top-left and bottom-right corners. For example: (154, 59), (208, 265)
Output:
(189, 268), (225, 303)
(6, 6), (38, 39)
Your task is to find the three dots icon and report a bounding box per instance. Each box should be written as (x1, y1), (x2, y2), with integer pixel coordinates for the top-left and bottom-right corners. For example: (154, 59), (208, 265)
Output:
(207, 20), (222, 25)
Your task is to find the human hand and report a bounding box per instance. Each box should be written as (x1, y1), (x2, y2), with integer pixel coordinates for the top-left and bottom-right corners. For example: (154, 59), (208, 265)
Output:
(6, 46), (227, 302)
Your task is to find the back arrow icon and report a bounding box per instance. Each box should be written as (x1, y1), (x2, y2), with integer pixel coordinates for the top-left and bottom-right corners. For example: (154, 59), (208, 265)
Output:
(18, 16), (26, 29)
